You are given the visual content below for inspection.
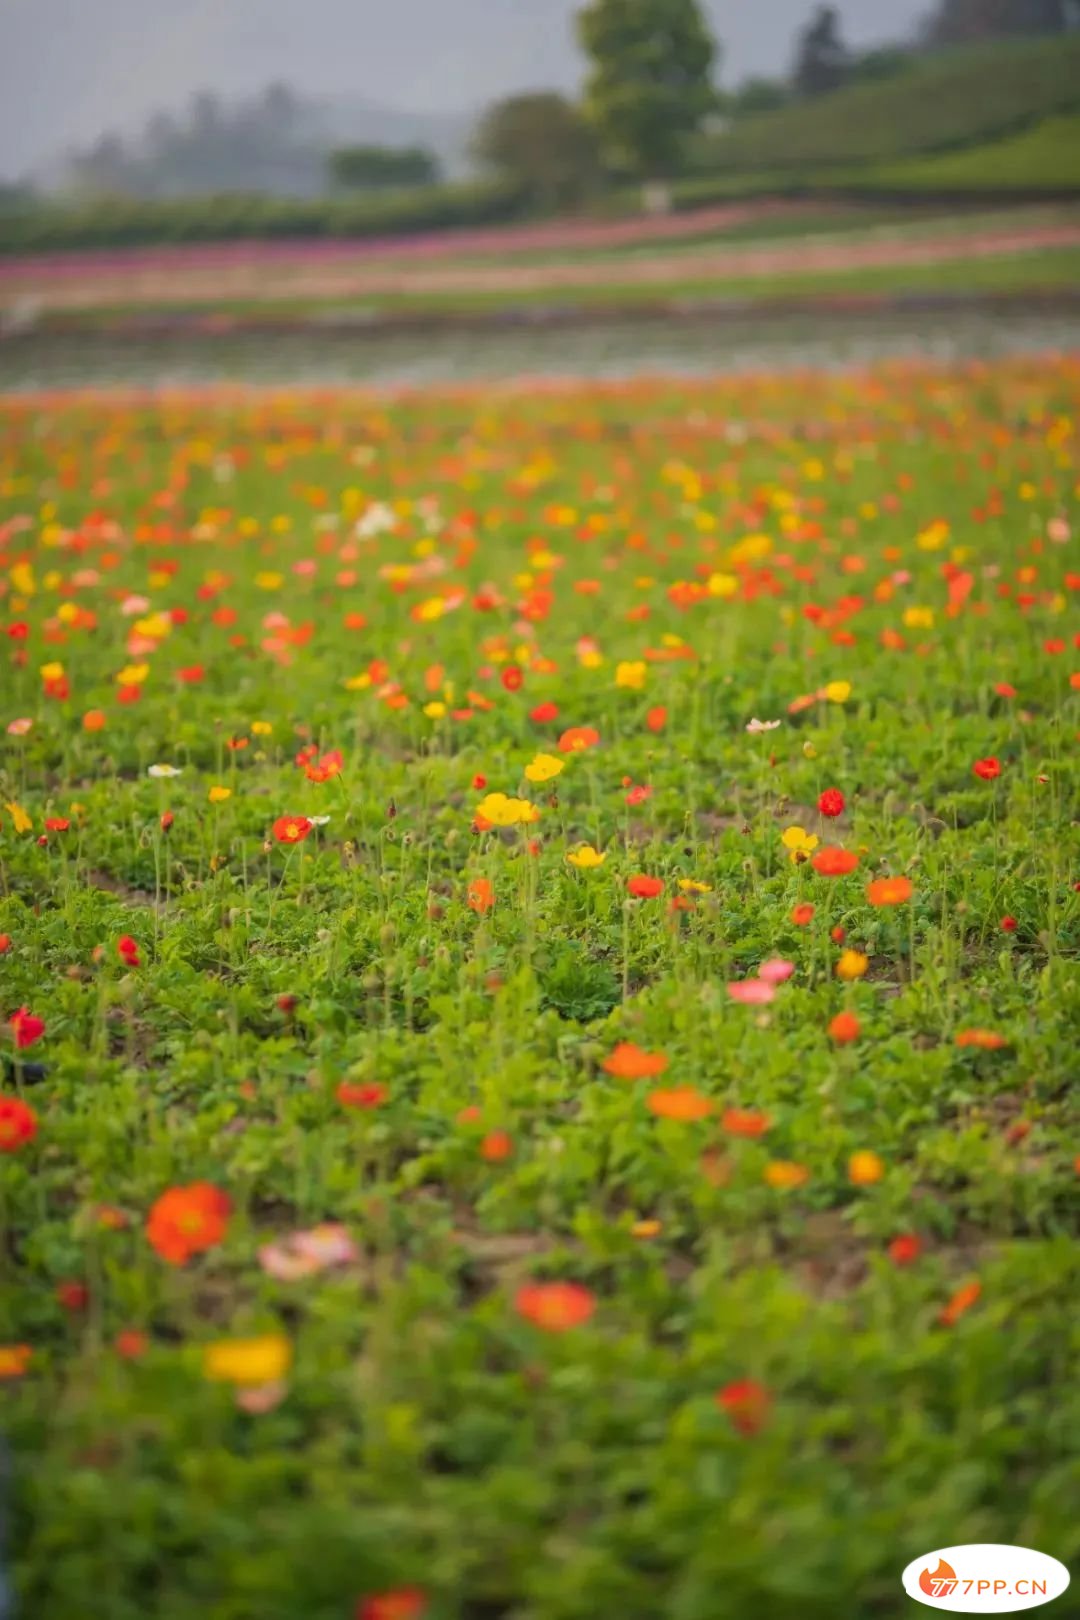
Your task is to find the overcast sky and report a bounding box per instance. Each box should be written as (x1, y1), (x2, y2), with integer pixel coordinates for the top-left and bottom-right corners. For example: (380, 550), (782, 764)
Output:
(1, 0), (925, 174)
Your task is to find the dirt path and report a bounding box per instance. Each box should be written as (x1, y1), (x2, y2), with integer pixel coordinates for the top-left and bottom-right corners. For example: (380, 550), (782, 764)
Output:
(3, 216), (1078, 313)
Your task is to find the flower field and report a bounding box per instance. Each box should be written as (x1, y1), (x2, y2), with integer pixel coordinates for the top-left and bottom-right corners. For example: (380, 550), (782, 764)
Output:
(0, 361), (1078, 1619)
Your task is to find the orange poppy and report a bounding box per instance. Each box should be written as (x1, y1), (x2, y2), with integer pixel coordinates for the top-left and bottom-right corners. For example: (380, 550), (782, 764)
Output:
(866, 875), (913, 906)
(939, 1279), (981, 1326)
(557, 726), (600, 753)
(954, 1029), (1007, 1050)
(646, 1087), (712, 1121)
(273, 815), (313, 844)
(601, 1042), (668, 1081)
(515, 1281), (595, 1332)
(720, 1106), (771, 1137)
(146, 1183), (230, 1266)
(357, 1589), (428, 1620)
(812, 847), (859, 877)
(763, 1160), (810, 1189)
(467, 877), (495, 914)
(627, 874), (664, 899)
(848, 1150), (884, 1185)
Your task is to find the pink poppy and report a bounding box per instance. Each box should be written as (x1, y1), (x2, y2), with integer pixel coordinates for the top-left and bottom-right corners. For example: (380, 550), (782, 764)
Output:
(757, 958), (795, 985)
(726, 979), (776, 1006)
(258, 1223), (358, 1281)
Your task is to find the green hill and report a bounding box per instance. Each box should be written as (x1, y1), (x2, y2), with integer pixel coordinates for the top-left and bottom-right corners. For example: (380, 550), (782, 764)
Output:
(700, 35), (1080, 178)
(863, 112), (1080, 192)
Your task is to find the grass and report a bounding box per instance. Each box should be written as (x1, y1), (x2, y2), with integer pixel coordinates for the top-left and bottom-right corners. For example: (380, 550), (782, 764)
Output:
(1, 359), (1078, 1620)
(697, 34), (1080, 177)
(863, 113), (1080, 193)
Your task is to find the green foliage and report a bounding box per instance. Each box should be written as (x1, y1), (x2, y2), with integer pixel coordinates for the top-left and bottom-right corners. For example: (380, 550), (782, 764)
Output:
(695, 33), (1080, 176)
(471, 93), (603, 209)
(328, 145), (440, 190)
(538, 943), (621, 1023)
(577, 0), (720, 177)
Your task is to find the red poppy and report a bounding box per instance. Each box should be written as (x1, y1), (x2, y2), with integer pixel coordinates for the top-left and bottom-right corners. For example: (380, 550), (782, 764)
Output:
(273, 815), (313, 844)
(866, 875), (913, 906)
(0, 935), (10, 954)
(0, 1096), (38, 1152)
(720, 1106), (771, 1138)
(471, 774), (487, 790)
(56, 1280), (89, 1312)
(117, 934), (141, 967)
(8, 1007), (45, 1049)
(625, 784), (652, 806)
(529, 701), (559, 723)
(627, 874), (663, 899)
(972, 757), (1001, 781)
(480, 1130), (513, 1162)
(160, 811), (174, 832)
(146, 1183), (230, 1266)
(716, 1378), (770, 1436)
(304, 749), (343, 784)
(337, 1081), (388, 1109)
(1000, 915), (1017, 932)
(44, 818), (70, 833)
(887, 1234), (922, 1267)
(830, 925), (846, 943)
(467, 877), (495, 914)
(790, 903), (815, 926)
(817, 788), (845, 817)
(356, 1590), (427, 1620)
(501, 665), (523, 692)
(811, 847), (859, 877)
(828, 1011), (861, 1044)
(645, 705), (667, 733)
(515, 1281), (596, 1332)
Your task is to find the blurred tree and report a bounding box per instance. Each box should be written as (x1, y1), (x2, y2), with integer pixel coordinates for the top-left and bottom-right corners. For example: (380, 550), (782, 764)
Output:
(329, 145), (440, 189)
(471, 93), (602, 207)
(920, 0), (1069, 42)
(792, 6), (851, 96)
(728, 76), (791, 116)
(577, 0), (719, 178)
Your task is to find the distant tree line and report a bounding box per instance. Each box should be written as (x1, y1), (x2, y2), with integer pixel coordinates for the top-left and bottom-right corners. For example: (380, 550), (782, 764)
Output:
(7, 0), (1075, 210)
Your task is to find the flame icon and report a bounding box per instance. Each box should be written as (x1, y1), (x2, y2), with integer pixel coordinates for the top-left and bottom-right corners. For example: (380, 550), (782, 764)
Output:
(920, 1559), (958, 1597)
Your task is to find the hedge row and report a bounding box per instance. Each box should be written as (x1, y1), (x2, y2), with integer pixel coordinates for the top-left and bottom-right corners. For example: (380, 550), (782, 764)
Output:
(0, 181), (527, 255)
